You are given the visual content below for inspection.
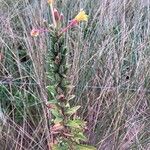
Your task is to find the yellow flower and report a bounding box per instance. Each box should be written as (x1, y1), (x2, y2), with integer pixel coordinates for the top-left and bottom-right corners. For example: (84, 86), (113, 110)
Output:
(60, 10), (88, 35)
(47, 0), (54, 4)
(30, 29), (39, 37)
(74, 10), (88, 22)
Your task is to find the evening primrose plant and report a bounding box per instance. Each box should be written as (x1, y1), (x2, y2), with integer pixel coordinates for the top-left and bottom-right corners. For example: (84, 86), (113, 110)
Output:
(31, 1), (96, 150)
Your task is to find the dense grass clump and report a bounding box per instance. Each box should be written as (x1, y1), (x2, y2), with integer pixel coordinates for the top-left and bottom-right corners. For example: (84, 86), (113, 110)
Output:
(0, 0), (150, 149)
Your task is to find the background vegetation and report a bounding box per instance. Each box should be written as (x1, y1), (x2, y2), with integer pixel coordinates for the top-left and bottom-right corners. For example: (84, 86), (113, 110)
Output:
(0, 0), (150, 149)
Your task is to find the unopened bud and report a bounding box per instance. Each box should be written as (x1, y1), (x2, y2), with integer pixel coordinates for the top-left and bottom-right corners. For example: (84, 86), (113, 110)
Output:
(60, 13), (64, 21)
(54, 8), (60, 21)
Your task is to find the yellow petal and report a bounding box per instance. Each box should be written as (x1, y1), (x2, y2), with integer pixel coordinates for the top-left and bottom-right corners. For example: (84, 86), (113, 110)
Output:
(74, 10), (88, 22)
(47, 0), (54, 4)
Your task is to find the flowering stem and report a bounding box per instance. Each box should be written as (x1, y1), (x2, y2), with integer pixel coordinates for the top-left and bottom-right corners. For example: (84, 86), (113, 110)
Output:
(59, 20), (77, 36)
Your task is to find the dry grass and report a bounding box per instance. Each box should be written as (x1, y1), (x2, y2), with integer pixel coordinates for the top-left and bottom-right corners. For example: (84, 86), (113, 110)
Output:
(0, 0), (150, 149)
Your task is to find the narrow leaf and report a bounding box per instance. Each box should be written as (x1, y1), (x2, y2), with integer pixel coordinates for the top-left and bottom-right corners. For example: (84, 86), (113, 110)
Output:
(76, 144), (97, 150)
(54, 117), (63, 124)
(51, 109), (60, 117)
(66, 106), (81, 115)
(66, 120), (81, 129)
(46, 85), (56, 97)
(74, 132), (87, 142)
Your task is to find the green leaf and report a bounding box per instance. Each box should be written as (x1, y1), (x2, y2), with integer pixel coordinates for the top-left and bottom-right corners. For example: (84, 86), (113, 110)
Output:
(51, 109), (63, 123)
(66, 106), (81, 115)
(48, 99), (58, 104)
(62, 47), (68, 55)
(74, 132), (87, 142)
(66, 102), (70, 108)
(52, 141), (70, 150)
(66, 119), (83, 129)
(51, 144), (59, 150)
(51, 109), (60, 117)
(54, 117), (63, 124)
(66, 121), (80, 128)
(46, 85), (56, 97)
(76, 144), (97, 150)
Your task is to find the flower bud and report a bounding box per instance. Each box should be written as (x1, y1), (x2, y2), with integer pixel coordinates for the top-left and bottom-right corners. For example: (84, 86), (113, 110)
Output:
(60, 13), (64, 21)
(54, 8), (60, 21)
(30, 29), (40, 37)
